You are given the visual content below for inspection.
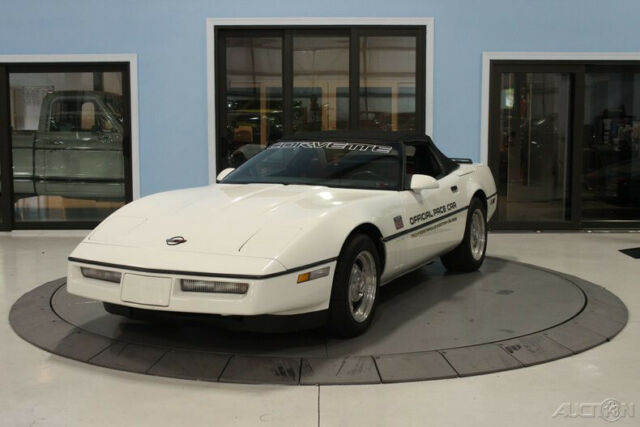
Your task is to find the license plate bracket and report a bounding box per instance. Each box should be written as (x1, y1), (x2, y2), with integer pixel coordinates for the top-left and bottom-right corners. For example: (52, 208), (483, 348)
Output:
(120, 274), (172, 307)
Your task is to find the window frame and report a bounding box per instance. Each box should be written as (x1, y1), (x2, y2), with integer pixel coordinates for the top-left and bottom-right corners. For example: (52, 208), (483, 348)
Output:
(291, 32), (351, 133)
(207, 18), (434, 181)
(0, 57), (138, 230)
(403, 140), (447, 190)
(485, 57), (640, 230)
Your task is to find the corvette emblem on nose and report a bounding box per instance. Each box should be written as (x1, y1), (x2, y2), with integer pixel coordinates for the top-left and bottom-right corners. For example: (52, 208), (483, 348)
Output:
(166, 236), (187, 246)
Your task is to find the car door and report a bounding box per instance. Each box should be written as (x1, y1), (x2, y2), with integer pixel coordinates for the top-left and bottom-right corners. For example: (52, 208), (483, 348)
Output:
(36, 95), (124, 199)
(400, 143), (465, 268)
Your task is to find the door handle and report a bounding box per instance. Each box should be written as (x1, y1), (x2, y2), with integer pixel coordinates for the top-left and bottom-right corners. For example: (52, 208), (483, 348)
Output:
(450, 185), (458, 193)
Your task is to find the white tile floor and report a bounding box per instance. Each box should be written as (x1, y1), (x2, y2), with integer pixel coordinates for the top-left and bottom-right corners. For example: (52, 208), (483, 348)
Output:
(0, 231), (638, 426)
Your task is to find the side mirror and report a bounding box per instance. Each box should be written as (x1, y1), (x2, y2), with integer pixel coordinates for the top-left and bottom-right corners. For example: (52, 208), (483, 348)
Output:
(410, 174), (439, 191)
(216, 168), (235, 182)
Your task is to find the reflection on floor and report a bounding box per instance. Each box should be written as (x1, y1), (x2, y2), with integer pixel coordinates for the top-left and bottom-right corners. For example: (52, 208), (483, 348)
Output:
(500, 199), (566, 222)
(581, 198), (640, 221)
(499, 195), (640, 223)
(0, 232), (639, 426)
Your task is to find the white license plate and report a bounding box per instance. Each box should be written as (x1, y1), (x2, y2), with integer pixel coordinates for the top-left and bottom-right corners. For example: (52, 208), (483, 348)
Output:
(120, 274), (172, 307)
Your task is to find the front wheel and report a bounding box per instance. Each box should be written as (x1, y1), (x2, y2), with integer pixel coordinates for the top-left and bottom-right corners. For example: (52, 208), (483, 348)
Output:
(441, 197), (487, 272)
(328, 234), (380, 337)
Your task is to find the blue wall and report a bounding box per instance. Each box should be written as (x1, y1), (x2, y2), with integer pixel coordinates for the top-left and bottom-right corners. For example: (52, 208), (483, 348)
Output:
(2, 0), (640, 196)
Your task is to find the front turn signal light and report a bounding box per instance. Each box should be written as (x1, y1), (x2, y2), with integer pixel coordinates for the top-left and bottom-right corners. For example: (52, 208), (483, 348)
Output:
(297, 266), (330, 284)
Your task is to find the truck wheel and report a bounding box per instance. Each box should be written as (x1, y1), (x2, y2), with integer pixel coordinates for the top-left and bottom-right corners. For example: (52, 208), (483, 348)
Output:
(328, 234), (380, 337)
(441, 197), (487, 272)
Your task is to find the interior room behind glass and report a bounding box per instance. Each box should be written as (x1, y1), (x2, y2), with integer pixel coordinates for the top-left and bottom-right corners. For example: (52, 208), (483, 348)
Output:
(9, 71), (126, 224)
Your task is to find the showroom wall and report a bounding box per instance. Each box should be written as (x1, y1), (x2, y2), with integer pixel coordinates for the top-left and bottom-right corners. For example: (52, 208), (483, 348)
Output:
(2, 0), (640, 197)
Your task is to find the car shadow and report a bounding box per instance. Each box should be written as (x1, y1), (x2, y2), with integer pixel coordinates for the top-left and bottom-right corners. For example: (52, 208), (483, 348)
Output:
(56, 257), (510, 358)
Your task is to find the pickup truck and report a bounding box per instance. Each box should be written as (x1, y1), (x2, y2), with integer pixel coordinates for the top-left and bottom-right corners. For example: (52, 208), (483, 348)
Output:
(11, 90), (125, 201)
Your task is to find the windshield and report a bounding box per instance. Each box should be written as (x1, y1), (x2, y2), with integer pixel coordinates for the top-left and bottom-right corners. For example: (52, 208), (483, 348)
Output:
(222, 140), (402, 190)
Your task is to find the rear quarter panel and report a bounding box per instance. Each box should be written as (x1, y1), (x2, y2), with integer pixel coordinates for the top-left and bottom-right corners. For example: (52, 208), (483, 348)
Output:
(457, 164), (497, 220)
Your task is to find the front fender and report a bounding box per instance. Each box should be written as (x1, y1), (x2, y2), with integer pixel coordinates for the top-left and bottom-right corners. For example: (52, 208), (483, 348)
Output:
(265, 193), (402, 270)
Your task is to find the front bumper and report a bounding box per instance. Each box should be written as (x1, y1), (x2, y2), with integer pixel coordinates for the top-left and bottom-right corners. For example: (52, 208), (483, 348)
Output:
(67, 259), (336, 316)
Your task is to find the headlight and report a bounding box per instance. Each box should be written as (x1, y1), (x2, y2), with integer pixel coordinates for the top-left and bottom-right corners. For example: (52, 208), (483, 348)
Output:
(80, 267), (122, 283)
(181, 279), (249, 294)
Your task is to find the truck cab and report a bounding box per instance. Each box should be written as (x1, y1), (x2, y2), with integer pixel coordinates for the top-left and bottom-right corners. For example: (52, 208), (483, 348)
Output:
(11, 90), (125, 201)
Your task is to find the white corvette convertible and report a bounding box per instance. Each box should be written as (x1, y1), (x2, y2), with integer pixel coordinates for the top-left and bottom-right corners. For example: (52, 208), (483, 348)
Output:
(67, 132), (497, 336)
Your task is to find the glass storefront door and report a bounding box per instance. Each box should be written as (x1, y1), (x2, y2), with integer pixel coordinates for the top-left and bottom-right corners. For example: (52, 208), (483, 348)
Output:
(582, 69), (640, 223)
(359, 35), (417, 131)
(0, 67), (10, 230)
(221, 36), (283, 168)
(492, 70), (573, 225)
(489, 62), (640, 229)
(0, 63), (132, 229)
(293, 35), (349, 132)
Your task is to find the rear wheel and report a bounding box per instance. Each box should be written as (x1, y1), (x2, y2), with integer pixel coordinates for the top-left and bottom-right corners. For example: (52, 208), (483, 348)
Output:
(328, 234), (380, 337)
(441, 197), (487, 272)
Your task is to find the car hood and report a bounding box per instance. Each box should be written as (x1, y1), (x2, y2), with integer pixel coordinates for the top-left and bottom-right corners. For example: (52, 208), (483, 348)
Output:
(86, 183), (383, 260)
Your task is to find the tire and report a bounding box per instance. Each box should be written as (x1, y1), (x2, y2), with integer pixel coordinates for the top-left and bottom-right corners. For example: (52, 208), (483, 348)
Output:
(327, 234), (380, 337)
(441, 197), (487, 272)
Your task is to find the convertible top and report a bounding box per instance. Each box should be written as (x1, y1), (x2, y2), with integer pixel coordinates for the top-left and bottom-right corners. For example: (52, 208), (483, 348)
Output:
(280, 131), (460, 175)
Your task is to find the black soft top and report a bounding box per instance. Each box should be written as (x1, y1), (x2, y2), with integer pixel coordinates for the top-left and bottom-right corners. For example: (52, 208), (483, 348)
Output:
(280, 131), (459, 175)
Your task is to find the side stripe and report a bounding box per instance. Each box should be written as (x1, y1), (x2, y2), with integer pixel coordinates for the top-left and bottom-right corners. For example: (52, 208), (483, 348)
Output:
(382, 205), (469, 243)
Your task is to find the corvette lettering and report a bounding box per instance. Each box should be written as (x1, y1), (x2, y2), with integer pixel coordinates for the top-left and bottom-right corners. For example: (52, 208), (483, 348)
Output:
(270, 141), (393, 154)
(410, 201), (457, 225)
